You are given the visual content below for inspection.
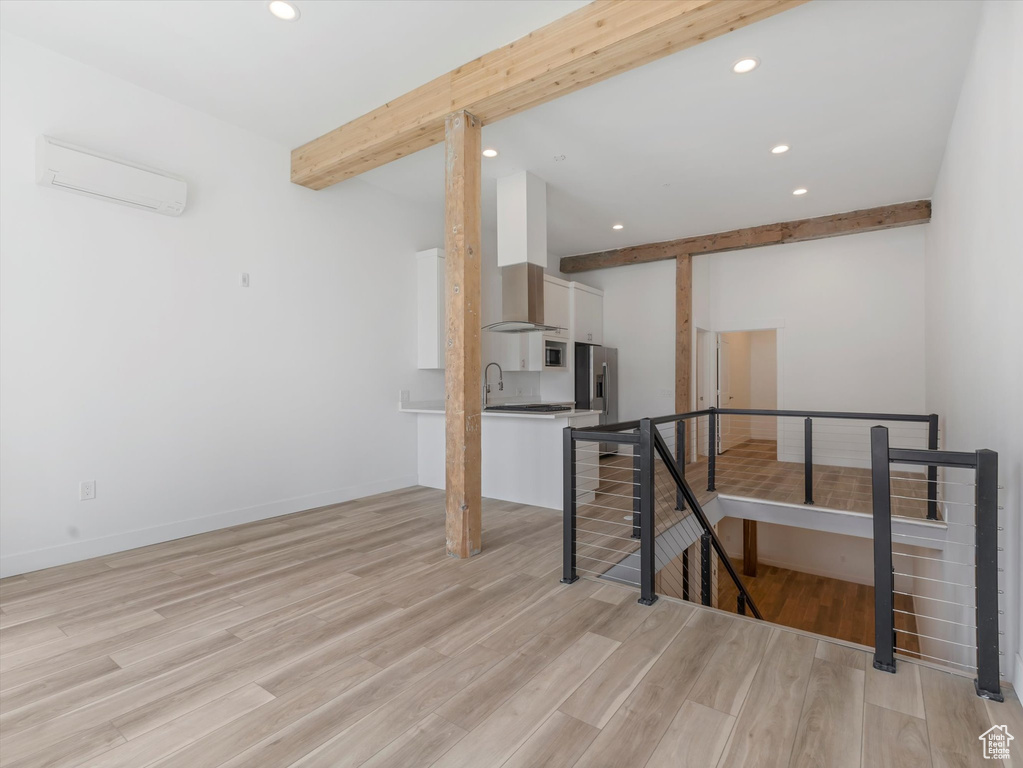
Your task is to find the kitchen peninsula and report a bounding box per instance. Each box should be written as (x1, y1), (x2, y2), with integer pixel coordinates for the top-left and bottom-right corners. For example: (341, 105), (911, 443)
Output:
(400, 402), (601, 509)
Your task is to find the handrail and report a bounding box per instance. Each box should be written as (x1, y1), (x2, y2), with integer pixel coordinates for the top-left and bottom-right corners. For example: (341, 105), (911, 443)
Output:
(578, 407), (940, 520)
(870, 425), (1001, 701)
(650, 424), (763, 619)
(576, 406), (935, 434)
(705, 407), (933, 423)
(571, 409), (713, 435)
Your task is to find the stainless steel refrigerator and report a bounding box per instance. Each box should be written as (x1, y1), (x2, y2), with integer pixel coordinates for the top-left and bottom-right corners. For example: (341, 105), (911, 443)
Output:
(574, 344), (619, 454)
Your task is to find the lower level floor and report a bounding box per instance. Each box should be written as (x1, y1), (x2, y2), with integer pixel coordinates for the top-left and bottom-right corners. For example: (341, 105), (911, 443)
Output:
(0, 487), (1019, 768)
(718, 557), (923, 657)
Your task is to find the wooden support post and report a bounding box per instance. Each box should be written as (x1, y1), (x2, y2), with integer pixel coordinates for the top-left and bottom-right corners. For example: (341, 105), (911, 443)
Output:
(743, 519), (758, 578)
(444, 110), (482, 559)
(675, 254), (692, 415)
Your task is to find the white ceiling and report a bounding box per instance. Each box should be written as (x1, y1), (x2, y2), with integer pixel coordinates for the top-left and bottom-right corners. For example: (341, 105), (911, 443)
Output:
(0, 0), (588, 147)
(359, 0), (982, 256)
(1, 0), (981, 258)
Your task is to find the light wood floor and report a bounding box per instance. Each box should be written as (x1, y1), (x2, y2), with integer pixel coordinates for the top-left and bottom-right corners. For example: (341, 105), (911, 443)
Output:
(0, 486), (1018, 768)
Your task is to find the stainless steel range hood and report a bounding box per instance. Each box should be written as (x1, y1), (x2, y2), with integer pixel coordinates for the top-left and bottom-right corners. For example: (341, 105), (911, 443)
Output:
(483, 172), (563, 334)
(483, 263), (560, 333)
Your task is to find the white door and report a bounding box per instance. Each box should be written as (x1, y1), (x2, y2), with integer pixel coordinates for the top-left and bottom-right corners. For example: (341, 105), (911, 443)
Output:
(696, 329), (713, 457)
(717, 334), (735, 453)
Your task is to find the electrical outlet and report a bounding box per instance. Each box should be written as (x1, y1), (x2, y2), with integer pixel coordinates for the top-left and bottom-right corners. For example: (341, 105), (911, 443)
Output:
(399, 389), (410, 403)
(240, 272), (250, 288)
(80, 481), (96, 501)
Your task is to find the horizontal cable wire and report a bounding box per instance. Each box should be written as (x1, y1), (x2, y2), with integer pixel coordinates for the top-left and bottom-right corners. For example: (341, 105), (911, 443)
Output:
(891, 494), (974, 507)
(893, 572), (975, 588)
(892, 476), (975, 487)
(576, 490), (636, 501)
(898, 649), (976, 671)
(575, 515), (634, 527)
(892, 533), (975, 547)
(894, 628), (977, 649)
(577, 530), (640, 543)
(577, 554), (640, 570)
(894, 609), (976, 629)
(576, 568), (638, 584)
(577, 502), (637, 514)
(891, 550), (975, 566)
(894, 590), (975, 609)
(577, 541), (638, 557)
(575, 461), (636, 472)
(575, 476), (640, 487)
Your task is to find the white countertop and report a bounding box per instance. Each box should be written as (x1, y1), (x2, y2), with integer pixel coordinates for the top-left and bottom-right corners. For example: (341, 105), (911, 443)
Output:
(399, 401), (603, 420)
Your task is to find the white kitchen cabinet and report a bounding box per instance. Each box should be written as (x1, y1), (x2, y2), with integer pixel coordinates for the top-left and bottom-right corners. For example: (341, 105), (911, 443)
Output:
(416, 248), (444, 369)
(543, 275), (570, 340)
(489, 330), (543, 372)
(572, 283), (603, 345)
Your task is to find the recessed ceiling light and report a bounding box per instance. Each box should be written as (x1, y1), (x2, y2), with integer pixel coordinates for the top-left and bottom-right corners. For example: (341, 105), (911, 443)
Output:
(268, 1), (300, 21)
(612, 224), (624, 230)
(771, 144), (790, 154)
(793, 188), (808, 196)
(732, 57), (759, 74)
(482, 148), (498, 158)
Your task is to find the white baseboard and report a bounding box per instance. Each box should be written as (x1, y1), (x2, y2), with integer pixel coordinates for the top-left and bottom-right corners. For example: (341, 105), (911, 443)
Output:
(0, 475), (418, 578)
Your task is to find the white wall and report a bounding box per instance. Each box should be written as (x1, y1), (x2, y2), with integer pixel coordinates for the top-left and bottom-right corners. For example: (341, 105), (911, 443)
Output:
(695, 226), (927, 415)
(719, 518), (875, 586)
(921, 0), (1023, 685)
(0, 32), (445, 576)
(583, 226), (929, 464)
(583, 227), (927, 426)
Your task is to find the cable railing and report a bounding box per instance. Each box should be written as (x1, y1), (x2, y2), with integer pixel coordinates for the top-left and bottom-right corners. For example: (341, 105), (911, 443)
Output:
(870, 425), (1003, 701)
(577, 407), (939, 519)
(562, 405), (1004, 700)
(561, 414), (762, 619)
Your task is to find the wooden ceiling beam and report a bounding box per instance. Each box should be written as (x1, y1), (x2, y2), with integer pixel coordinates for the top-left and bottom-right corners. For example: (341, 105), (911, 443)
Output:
(559, 200), (932, 273)
(291, 0), (808, 190)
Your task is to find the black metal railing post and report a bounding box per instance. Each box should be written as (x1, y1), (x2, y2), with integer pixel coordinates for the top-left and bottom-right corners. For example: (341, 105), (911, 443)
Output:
(804, 417), (815, 505)
(737, 592), (746, 616)
(632, 429), (641, 540)
(682, 548), (690, 601)
(700, 532), (712, 606)
(676, 419), (687, 511)
(638, 419), (658, 606)
(707, 410), (717, 491)
(870, 425), (896, 673)
(561, 428), (579, 584)
(927, 414), (939, 520)
(974, 448), (1003, 701)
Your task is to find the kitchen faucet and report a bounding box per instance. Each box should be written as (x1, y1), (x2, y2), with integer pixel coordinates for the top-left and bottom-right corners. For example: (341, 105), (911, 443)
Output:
(483, 362), (504, 408)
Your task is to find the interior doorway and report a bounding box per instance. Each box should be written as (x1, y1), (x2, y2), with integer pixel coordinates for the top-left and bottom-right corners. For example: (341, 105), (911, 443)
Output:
(716, 329), (778, 454)
(694, 328), (714, 457)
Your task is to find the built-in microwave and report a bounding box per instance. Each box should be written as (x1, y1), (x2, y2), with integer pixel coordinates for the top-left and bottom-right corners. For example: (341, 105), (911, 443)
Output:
(544, 339), (567, 369)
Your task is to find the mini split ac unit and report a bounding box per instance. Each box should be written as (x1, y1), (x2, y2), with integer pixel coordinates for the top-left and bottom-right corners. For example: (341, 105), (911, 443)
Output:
(36, 136), (187, 216)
